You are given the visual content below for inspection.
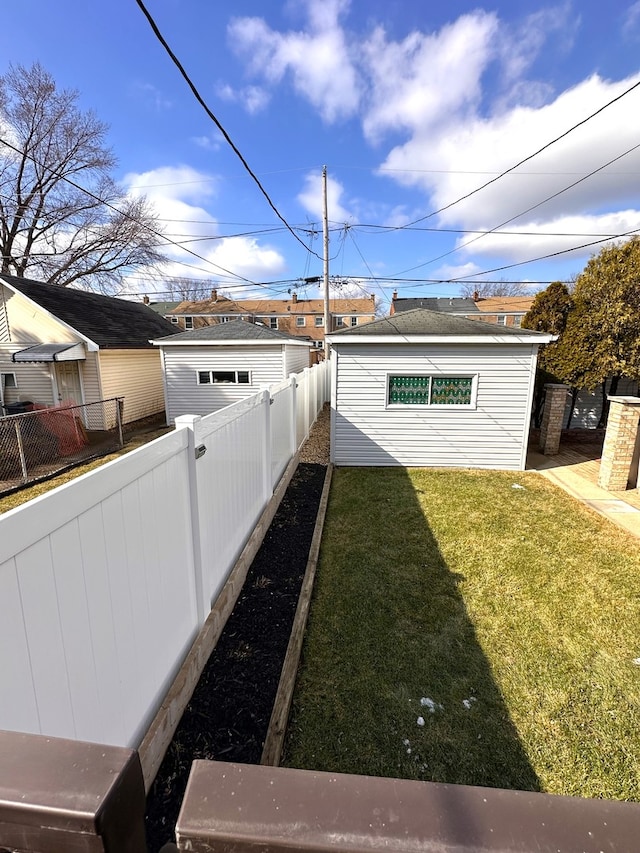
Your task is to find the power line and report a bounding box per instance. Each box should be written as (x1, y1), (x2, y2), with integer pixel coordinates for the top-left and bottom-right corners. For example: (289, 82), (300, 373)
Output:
(385, 76), (640, 234)
(0, 137), (261, 286)
(394, 138), (640, 275)
(445, 229), (640, 282)
(134, 0), (322, 262)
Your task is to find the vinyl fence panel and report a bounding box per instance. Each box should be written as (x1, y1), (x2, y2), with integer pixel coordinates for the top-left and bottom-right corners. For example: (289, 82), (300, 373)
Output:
(0, 429), (199, 748)
(0, 360), (329, 750)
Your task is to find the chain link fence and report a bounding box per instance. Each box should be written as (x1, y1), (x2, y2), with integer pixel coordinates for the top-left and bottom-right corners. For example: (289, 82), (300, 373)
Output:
(0, 397), (124, 496)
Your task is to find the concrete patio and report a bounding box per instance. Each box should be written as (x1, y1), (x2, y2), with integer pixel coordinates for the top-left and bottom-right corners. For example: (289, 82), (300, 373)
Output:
(527, 440), (640, 539)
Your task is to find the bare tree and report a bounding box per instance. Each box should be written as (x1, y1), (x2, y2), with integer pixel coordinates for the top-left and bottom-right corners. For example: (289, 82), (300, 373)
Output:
(163, 277), (225, 302)
(0, 62), (165, 291)
(459, 280), (530, 299)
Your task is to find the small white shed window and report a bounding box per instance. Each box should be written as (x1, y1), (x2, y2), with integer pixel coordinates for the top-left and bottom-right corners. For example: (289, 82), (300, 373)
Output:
(197, 370), (251, 385)
(387, 375), (475, 406)
(1, 372), (17, 388)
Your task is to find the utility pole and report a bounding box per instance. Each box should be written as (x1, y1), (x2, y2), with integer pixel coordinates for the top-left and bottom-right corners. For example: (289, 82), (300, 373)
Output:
(322, 165), (330, 355)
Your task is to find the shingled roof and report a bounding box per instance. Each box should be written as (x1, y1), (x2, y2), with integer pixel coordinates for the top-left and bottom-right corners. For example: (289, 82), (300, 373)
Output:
(391, 297), (479, 314)
(1, 275), (177, 348)
(151, 318), (311, 345)
(169, 295), (376, 317)
(329, 308), (549, 338)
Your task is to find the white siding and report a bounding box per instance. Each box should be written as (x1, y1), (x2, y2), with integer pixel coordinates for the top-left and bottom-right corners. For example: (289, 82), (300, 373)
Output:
(284, 344), (311, 376)
(332, 343), (538, 470)
(99, 349), (165, 424)
(162, 345), (286, 422)
(0, 344), (55, 406)
(564, 377), (639, 429)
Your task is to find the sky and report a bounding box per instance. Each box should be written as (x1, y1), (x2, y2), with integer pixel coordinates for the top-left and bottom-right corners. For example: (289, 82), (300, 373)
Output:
(2, 0), (640, 310)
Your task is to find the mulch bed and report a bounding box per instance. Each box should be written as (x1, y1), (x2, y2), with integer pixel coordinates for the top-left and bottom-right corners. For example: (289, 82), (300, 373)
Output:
(144, 461), (327, 853)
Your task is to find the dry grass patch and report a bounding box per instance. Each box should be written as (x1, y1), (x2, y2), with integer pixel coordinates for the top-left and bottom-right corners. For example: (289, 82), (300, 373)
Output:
(0, 426), (170, 514)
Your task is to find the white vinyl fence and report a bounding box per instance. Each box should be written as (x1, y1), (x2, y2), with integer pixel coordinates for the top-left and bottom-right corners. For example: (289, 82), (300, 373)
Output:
(0, 360), (329, 750)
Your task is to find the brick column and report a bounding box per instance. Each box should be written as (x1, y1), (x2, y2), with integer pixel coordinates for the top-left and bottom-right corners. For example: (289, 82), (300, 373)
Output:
(598, 396), (640, 491)
(539, 384), (569, 455)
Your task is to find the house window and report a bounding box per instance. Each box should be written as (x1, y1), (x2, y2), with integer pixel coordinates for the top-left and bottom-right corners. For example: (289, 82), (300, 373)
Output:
(387, 375), (475, 406)
(184, 316), (194, 330)
(197, 370), (251, 385)
(315, 316), (324, 327)
(496, 315), (506, 326)
(170, 316), (179, 324)
(336, 316), (345, 327)
(296, 316), (306, 327)
(269, 317), (278, 330)
(350, 316), (358, 327)
(219, 316), (230, 323)
(1, 372), (17, 389)
(513, 315), (523, 328)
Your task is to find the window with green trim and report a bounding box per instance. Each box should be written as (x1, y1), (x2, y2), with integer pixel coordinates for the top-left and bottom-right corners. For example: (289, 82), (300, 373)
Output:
(387, 375), (474, 406)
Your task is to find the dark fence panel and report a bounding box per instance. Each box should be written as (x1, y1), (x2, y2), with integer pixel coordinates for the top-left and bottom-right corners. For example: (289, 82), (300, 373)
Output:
(0, 398), (123, 496)
(176, 760), (640, 853)
(0, 730), (147, 853)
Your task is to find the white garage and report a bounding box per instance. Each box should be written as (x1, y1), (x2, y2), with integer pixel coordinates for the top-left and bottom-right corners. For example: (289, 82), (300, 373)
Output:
(152, 319), (312, 422)
(327, 309), (552, 470)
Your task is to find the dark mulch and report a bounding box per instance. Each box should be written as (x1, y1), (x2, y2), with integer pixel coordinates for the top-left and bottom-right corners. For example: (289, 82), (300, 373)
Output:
(144, 462), (327, 853)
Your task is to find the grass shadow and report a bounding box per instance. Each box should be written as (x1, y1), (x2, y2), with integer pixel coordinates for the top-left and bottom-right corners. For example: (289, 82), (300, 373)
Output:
(284, 466), (541, 792)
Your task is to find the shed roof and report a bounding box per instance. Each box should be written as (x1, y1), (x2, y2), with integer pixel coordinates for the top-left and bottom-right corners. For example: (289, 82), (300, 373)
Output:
(328, 308), (552, 342)
(1, 275), (177, 349)
(151, 318), (311, 346)
(392, 297), (479, 314)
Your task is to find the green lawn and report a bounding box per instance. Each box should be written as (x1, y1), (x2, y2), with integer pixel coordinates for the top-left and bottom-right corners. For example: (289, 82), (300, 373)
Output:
(283, 467), (640, 799)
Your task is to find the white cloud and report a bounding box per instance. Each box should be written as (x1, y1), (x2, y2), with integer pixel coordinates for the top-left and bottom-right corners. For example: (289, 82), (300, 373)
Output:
(361, 12), (498, 141)
(497, 4), (576, 84)
(297, 171), (354, 222)
(159, 235), (286, 283)
(430, 262), (484, 281)
(123, 166), (286, 282)
(228, 0), (360, 122)
(454, 211), (640, 262)
(224, 4), (640, 270)
(216, 82), (270, 114)
(623, 1), (640, 38)
(191, 134), (222, 151)
(380, 74), (640, 239)
(131, 82), (173, 111)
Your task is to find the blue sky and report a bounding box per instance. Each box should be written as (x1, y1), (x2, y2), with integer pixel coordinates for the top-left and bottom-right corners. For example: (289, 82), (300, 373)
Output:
(2, 1), (640, 309)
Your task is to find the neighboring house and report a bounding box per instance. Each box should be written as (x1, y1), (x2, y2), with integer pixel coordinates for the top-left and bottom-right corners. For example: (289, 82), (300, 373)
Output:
(167, 290), (377, 348)
(151, 319), (313, 422)
(143, 299), (182, 322)
(390, 293), (533, 328)
(0, 275), (177, 423)
(327, 308), (552, 470)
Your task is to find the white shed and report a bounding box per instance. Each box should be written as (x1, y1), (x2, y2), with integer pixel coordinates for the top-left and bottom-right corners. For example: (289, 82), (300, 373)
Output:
(152, 319), (313, 422)
(327, 309), (553, 470)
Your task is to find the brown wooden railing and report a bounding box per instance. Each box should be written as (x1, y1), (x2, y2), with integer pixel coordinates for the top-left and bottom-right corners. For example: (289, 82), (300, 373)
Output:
(2, 733), (640, 852)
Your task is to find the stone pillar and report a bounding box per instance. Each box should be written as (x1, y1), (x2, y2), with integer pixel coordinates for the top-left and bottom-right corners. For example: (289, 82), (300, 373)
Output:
(598, 396), (640, 491)
(539, 383), (569, 455)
